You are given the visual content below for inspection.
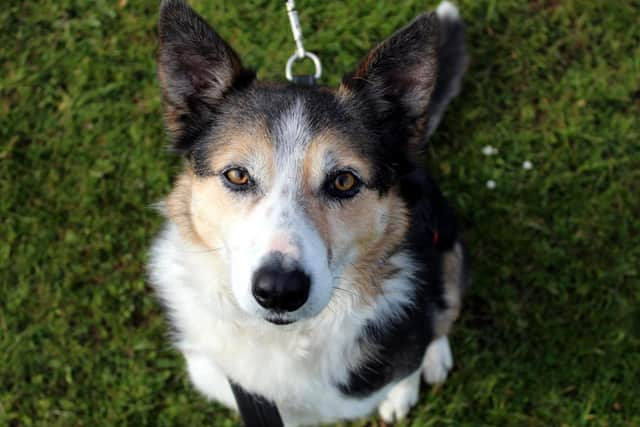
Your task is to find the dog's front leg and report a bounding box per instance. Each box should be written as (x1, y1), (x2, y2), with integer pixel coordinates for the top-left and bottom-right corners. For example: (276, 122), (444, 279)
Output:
(377, 369), (422, 423)
(184, 351), (238, 410)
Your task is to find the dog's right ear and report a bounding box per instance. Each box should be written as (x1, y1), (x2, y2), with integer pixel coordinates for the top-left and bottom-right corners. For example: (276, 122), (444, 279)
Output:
(158, 0), (254, 152)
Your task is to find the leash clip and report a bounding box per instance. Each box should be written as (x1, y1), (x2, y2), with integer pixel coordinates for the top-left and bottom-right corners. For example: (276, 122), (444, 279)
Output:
(285, 51), (322, 85)
(284, 0), (322, 84)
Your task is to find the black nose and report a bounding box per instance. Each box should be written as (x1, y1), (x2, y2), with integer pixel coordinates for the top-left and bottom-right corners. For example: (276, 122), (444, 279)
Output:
(252, 263), (311, 312)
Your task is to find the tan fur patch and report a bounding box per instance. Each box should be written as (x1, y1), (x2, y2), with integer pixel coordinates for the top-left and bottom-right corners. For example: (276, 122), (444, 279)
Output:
(303, 130), (374, 191)
(208, 125), (273, 176)
(341, 190), (410, 301)
(166, 169), (240, 251)
(302, 131), (410, 303)
(335, 84), (353, 101)
(433, 241), (465, 336)
(306, 189), (410, 302)
(166, 126), (274, 249)
(165, 169), (202, 246)
(303, 131), (374, 259)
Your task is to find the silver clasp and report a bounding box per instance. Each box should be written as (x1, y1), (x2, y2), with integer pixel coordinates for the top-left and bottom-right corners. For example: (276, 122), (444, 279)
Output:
(284, 0), (322, 82)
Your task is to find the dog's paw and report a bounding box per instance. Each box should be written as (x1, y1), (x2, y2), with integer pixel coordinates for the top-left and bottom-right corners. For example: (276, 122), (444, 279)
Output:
(378, 371), (420, 423)
(422, 335), (453, 385)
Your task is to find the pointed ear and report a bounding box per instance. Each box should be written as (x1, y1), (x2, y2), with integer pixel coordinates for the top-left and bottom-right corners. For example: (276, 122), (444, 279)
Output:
(339, 13), (439, 146)
(157, 0), (254, 152)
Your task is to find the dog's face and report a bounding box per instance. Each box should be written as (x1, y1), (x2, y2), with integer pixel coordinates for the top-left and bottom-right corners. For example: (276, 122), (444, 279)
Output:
(157, 0), (439, 325)
(175, 98), (409, 325)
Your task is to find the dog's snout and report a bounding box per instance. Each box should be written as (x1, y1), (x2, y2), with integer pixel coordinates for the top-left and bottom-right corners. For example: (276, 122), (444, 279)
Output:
(252, 258), (310, 312)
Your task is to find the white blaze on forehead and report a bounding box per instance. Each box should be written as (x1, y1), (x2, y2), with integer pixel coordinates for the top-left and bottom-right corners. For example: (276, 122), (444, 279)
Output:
(272, 97), (312, 194)
(234, 96), (316, 264)
(274, 97), (311, 152)
(263, 96), (314, 250)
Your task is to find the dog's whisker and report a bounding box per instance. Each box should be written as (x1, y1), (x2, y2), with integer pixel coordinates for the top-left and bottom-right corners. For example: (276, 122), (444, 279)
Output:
(332, 286), (357, 297)
(180, 246), (225, 254)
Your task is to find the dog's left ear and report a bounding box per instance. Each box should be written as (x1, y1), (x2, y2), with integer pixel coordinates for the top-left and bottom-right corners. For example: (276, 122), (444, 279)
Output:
(157, 0), (254, 152)
(339, 13), (439, 148)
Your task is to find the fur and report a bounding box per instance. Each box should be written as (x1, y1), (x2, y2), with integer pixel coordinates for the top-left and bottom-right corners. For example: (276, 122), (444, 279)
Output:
(149, 1), (470, 425)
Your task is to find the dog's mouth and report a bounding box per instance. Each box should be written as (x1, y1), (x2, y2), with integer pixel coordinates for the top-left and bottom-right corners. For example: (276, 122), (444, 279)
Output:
(264, 315), (296, 325)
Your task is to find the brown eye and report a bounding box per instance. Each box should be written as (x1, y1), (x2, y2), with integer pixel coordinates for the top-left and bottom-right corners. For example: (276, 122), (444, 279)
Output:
(334, 172), (357, 192)
(222, 167), (251, 189)
(326, 171), (361, 199)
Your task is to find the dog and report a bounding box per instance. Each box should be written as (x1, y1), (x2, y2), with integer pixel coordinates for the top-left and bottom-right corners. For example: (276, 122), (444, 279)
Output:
(148, 0), (469, 424)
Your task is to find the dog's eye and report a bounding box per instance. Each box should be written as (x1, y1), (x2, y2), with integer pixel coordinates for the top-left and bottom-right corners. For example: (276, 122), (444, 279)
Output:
(225, 168), (249, 185)
(222, 167), (252, 190)
(334, 172), (357, 191)
(326, 171), (361, 199)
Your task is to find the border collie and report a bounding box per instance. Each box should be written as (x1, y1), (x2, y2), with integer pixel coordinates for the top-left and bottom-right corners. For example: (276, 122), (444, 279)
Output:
(149, 0), (469, 424)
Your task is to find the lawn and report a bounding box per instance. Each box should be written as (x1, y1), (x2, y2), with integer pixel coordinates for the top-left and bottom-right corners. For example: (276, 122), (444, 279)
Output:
(1, 0), (639, 426)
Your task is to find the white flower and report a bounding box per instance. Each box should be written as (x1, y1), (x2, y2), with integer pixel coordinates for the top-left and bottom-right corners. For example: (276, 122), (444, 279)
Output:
(522, 160), (533, 170)
(482, 145), (498, 156)
(486, 179), (496, 189)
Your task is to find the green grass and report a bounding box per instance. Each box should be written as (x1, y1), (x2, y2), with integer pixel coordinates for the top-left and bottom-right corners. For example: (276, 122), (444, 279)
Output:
(1, 0), (639, 425)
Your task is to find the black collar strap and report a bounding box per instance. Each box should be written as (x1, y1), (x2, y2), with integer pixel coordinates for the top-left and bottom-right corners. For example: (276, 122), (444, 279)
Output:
(291, 75), (316, 86)
(229, 380), (284, 427)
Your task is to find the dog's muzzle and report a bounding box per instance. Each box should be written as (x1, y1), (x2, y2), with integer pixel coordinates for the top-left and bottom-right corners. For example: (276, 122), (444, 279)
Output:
(251, 252), (311, 313)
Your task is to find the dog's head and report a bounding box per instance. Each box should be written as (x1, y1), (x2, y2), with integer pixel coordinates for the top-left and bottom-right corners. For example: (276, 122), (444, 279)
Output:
(157, 0), (439, 325)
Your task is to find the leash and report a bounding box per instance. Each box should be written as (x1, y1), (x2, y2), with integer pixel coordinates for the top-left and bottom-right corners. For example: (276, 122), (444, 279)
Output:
(284, 0), (322, 85)
(230, 381), (284, 427)
(227, 5), (321, 426)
